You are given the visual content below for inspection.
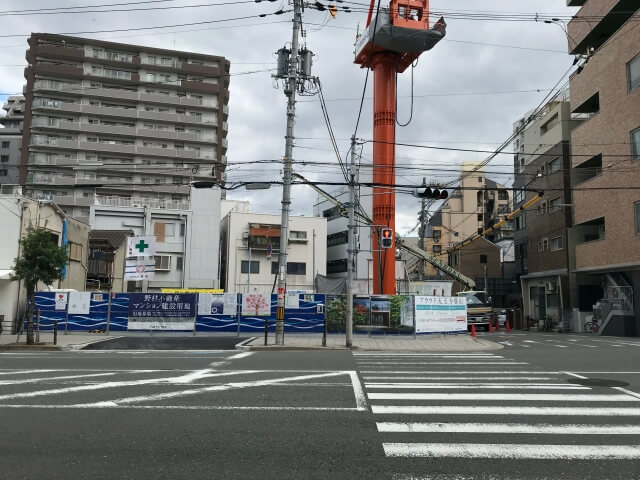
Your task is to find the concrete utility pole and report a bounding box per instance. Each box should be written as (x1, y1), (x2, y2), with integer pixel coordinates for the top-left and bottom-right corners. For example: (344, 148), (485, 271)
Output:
(417, 177), (427, 279)
(275, 0), (303, 345)
(346, 135), (358, 348)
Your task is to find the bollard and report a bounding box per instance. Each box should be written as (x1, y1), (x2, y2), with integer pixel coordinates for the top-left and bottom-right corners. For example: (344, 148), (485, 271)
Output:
(322, 314), (327, 347)
(264, 317), (268, 346)
(36, 309), (41, 344)
(53, 320), (58, 346)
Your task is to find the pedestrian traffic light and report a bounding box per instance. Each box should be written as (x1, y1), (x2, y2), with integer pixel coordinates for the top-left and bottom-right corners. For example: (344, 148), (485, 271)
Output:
(380, 228), (393, 249)
(416, 187), (448, 200)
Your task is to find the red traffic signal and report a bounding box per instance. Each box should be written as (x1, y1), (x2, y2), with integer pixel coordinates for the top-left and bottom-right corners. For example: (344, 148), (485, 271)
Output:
(380, 228), (393, 249)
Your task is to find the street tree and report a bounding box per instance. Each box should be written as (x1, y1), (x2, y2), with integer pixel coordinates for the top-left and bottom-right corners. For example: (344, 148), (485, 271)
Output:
(11, 227), (68, 344)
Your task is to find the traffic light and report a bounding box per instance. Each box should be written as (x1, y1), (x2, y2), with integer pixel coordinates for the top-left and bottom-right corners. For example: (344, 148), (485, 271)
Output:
(380, 228), (393, 249)
(416, 187), (448, 200)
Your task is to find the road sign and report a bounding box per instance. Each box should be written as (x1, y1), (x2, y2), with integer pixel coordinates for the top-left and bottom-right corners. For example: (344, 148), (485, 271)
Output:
(124, 259), (156, 280)
(127, 235), (157, 257)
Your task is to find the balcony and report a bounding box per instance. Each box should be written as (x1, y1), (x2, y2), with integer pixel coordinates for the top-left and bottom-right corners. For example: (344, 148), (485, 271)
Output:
(79, 141), (136, 155)
(95, 195), (190, 210)
(30, 44), (85, 61)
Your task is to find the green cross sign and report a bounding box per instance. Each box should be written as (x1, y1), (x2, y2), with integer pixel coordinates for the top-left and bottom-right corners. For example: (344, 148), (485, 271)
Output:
(135, 240), (149, 253)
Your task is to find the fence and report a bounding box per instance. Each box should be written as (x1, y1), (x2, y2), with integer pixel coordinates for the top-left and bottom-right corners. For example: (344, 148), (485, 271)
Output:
(27, 291), (326, 334)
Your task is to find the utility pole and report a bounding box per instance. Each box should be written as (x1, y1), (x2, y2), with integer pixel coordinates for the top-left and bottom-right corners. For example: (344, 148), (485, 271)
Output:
(346, 135), (358, 348)
(417, 177), (427, 280)
(275, 0), (303, 345)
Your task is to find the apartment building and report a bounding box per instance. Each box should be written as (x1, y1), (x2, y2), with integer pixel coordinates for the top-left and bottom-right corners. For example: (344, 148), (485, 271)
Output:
(512, 95), (576, 329)
(565, 0), (640, 334)
(0, 96), (25, 185)
(425, 162), (513, 278)
(220, 212), (327, 294)
(21, 33), (229, 224)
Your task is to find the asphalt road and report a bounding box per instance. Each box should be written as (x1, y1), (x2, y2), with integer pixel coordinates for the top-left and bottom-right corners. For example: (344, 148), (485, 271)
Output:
(0, 332), (639, 479)
(82, 334), (250, 350)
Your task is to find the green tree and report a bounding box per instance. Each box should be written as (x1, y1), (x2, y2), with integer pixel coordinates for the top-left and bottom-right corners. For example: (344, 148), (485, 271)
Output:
(11, 228), (68, 345)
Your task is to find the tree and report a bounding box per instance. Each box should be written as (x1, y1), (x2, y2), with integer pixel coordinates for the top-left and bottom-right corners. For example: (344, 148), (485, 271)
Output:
(11, 228), (68, 344)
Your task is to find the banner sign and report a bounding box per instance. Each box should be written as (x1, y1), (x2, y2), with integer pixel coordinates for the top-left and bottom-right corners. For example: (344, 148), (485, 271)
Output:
(242, 293), (270, 316)
(127, 235), (157, 257)
(162, 288), (224, 293)
(415, 296), (467, 333)
(68, 292), (91, 315)
(198, 293), (237, 315)
(55, 292), (68, 310)
(124, 259), (155, 281)
(285, 292), (299, 309)
(128, 293), (196, 318)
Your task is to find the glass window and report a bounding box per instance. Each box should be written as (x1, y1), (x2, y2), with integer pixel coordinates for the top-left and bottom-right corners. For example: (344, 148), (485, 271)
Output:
(287, 262), (306, 275)
(629, 53), (640, 92)
(480, 254), (487, 264)
(1, 155), (8, 162)
(1, 141), (9, 148)
(549, 197), (562, 212)
(635, 202), (640, 235)
(548, 157), (561, 173)
(632, 127), (640, 161)
(241, 260), (259, 274)
(550, 236), (563, 251)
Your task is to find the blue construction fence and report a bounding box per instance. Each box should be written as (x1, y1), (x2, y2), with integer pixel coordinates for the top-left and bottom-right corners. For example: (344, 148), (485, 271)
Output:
(29, 291), (326, 333)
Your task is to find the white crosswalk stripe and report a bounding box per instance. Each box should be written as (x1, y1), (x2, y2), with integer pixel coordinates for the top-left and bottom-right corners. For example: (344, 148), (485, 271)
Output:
(355, 351), (640, 476)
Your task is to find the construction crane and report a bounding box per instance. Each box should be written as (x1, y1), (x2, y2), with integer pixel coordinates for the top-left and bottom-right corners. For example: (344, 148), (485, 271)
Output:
(354, 0), (446, 295)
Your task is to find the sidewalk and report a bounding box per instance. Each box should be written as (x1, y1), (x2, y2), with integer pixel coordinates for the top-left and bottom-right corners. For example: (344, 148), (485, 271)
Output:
(0, 331), (122, 350)
(242, 333), (502, 352)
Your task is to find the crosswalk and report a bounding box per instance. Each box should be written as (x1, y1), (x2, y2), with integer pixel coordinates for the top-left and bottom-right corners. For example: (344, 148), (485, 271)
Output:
(355, 351), (640, 477)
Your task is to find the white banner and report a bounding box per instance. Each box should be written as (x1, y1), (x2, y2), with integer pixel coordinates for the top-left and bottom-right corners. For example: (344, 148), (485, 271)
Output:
(54, 292), (68, 311)
(415, 296), (467, 333)
(242, 293), (270, 316)
(127, 319), (194, 331)
(127, 235), (157, 257)
(124, 259), (156, 281)
(68, 291), (91, 314)
(285, 292), (299, 309)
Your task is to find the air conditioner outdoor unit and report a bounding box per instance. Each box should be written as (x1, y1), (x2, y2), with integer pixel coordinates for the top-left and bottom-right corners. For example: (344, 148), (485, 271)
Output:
(545, 281), (555, 292)
(242, 232), (249, 239)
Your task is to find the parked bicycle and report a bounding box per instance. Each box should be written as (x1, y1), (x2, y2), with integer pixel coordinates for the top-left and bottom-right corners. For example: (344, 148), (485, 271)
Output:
(583, 317), (600, 334)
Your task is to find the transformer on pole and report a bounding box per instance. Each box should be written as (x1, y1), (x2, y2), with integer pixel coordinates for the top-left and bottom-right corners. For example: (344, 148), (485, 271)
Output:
(354, 0), (446, 294)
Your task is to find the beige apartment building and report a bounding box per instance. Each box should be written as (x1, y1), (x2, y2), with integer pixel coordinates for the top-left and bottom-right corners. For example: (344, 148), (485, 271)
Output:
(20, 33), (229, 224)
(565, 0), (640, 334)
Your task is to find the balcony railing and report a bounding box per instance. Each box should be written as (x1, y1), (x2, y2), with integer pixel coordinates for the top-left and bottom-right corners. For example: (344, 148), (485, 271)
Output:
(94, 195), (190, 210)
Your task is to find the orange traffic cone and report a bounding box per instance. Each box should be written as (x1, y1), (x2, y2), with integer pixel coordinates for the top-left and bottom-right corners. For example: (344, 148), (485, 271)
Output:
(505, 319), (511, 332)
(488, 320), (493, 333)
(471, 324), (477, 338)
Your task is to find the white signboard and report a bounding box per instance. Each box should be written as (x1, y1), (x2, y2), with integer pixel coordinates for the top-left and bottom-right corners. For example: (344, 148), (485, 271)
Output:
(127, 235), (157, 257)
(285, 292), (300, 309)
(198, 293), (237, 316)
(68, 291), (91, 315)
(242, 293), (270, 316)
(124, 259), (156, 281)
(127, 319), (194, 331)
(54, 292), (68, 311)
(415, 296), (467, 334)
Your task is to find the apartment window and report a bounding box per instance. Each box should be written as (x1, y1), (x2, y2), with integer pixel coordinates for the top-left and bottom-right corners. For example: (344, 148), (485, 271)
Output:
(537, 202), (547, 215)
(68, 242), (83, 261)
(515, 214), (526, 230)
(548, 196), (562, 212)
(155, 255), (171, 271)
(498, 189), (508, 200)
(632, 127), (640, 161)
(477, 177), (482, 183)
(1, 141), (9, 148)
(480, 254), (487, 264)
(540, 113), (559, 136)
(433, 245), (442, 254)
(514, 188), (524, 204)
(635, 202), (640, 235)
(432, 229), (441, 241)
(290, 230), (307, 241)
(0, 168), (7, 177)
(550, 236), (563, 251)
(1, 155), (8, 163)
(326, 258), (348, 274)
(287, 262), (306, 275)
(629, 53), (640, 92)
(241, 260), (259, 274)
(548, 157), (561, 173)
(179, 222), (185, 237)
(327, 231), (348, 247)
(175, 256), (183, 271)
(538, 238), (549, 252)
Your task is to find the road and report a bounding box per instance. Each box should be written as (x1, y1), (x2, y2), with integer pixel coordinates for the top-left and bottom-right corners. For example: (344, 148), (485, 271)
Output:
(0, 332), (639, 479)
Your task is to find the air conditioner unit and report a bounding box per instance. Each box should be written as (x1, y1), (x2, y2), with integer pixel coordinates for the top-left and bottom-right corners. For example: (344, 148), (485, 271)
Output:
(545, 281), (556, 292)
(242, 232), (249, 239)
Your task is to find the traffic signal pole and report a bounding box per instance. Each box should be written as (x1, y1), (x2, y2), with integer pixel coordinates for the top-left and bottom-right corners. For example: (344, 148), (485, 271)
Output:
(346, 135), (358, 348)
(371, 53), (397, 295)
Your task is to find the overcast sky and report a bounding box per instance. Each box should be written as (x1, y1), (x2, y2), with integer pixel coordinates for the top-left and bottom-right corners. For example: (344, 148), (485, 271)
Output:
(0, 0), (579, 234)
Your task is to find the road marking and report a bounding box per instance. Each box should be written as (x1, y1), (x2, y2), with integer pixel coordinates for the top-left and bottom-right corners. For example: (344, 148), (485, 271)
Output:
(0, 372), (116, 385)
(499, 342), (513, 346)
(75, 371), (355, 407)
(0, 404), (364, 411)
(562, 371), (588, 379)
(367, 393), (635, 402)
(522, 340), (540, 344)
(376, 422), (640, 434)
(357, 362), (528, 365)
(349, 371), (368, 411)
(371, 406), (640, 416)
(613, 387), (640, 400)
(551, 345), (568, 348)
(363, 376), (560, 381)
(226, 352), (254, 360)
(0, 369), (59, 376)
(365, 383), (588, 390)
(383, 443), (640, 459)
(359, 371), (552, 374)
(354, 354), (501, 357)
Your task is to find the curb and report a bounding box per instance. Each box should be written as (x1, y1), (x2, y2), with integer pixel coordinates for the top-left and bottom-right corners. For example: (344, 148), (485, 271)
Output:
(62, 335), (126, 351)
(0, 344), (62, 351)
(244, 345), (350, 351)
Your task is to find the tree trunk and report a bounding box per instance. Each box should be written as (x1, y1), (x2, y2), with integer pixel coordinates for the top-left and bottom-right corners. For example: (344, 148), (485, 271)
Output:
(26, 290), (34, 345)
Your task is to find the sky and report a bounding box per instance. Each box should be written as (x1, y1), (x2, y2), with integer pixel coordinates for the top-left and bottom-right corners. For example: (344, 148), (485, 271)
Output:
(0, 0), (580, 235)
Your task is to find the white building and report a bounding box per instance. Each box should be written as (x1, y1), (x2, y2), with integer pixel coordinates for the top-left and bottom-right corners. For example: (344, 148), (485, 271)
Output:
(89, 186), (221, 291)
(220, 212), (327, 294)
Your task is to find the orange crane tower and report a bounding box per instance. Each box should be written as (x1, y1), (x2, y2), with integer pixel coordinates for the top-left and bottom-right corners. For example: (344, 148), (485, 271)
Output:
(354, 0), (446, 294)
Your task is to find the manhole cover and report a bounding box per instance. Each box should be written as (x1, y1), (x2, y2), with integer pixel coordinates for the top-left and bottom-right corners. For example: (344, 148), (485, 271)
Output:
(567, 378), (629, 387)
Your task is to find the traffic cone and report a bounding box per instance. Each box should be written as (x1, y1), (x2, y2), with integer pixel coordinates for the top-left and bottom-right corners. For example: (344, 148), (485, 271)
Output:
(488, 320), (493, 333)
(471, 324), (477, 338)
(505, 319), (511, 332)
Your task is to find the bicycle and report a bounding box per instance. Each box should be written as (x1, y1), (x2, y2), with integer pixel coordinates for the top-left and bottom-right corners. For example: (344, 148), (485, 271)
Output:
(583, 318), (600, 334)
